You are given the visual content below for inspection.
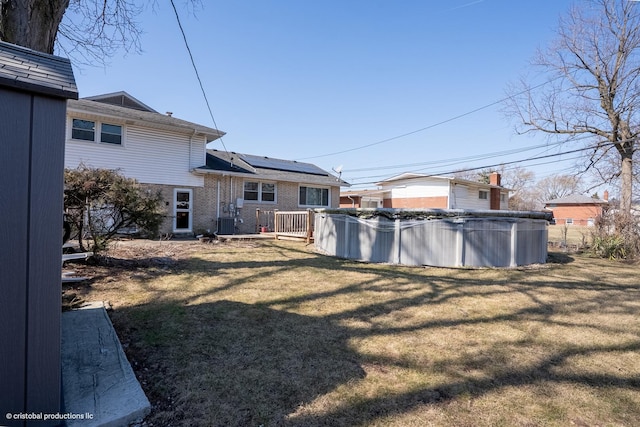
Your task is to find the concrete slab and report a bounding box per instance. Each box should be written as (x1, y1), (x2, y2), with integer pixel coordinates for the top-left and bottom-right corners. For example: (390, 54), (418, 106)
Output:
(61, 302), (151, 427)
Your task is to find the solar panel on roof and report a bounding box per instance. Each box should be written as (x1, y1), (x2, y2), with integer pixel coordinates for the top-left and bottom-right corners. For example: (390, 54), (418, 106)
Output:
(239, 154), (329, 176)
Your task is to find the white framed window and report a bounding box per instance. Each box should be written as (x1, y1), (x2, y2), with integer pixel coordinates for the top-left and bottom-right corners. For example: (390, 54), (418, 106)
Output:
(299, 186), (329, 207)
(479, 190), (489, 200)
(243, 181), (277, 203)
(566, 218), (573, 225)
(173, 189), (193, 232)
(71, 118), (123, 145)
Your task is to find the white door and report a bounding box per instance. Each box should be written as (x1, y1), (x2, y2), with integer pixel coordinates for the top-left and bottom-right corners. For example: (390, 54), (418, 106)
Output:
(174, 189), (193, 233)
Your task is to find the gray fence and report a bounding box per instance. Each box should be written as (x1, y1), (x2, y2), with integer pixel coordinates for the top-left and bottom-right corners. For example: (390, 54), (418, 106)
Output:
(314, 209), (551, 268)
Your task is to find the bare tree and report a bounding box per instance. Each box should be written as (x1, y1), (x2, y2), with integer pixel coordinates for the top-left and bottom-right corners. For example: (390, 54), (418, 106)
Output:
(455, 166), (539, 210)
(506, 0), (640, 220)
(535, 174), (582, 202)
(0, 0), (199, 65)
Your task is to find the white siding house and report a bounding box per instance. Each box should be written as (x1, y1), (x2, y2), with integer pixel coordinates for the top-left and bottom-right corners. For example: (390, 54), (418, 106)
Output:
(377, 173), (509, 210)
(342, 172), (509, 210)
(64, 92), (349, 236)
(64, 92), (224, 234)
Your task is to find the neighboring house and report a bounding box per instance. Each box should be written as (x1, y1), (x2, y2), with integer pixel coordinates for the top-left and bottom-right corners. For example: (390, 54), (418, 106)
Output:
(340, 189), (384, 208)
(342, 172), (509, 210)
(543, 193), (609, 226)
(194, 150), (349, 234)
(65, 92), (347, 235)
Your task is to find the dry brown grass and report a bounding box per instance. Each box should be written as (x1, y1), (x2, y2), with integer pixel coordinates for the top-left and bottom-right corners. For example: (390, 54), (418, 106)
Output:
(63, 239), (640, 427)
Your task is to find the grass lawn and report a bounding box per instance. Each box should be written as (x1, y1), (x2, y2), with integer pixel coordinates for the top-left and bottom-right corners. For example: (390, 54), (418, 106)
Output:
(547, 225), (593, 247)
(64, 239), (640, 427)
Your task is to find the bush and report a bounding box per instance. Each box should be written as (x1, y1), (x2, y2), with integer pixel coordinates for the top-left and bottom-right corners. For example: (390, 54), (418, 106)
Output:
(64, 165), (165, 252)
(590, 209), (640, 260)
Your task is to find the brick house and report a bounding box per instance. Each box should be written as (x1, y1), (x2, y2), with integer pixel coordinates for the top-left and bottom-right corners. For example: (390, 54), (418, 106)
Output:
(65, 92), (347, 235)
(195, 150), (349, 234)
(543, 193), (609, 226)
(342, 172), (509, 210)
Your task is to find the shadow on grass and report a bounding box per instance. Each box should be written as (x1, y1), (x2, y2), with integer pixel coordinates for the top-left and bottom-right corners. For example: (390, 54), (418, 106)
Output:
(114, 300), (365, 426)
(547, 251), (575, 264)
(104, 241), (640, 426)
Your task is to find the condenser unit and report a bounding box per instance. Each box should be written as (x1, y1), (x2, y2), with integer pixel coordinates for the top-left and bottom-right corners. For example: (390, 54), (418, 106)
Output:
(217, 217), (235, 235)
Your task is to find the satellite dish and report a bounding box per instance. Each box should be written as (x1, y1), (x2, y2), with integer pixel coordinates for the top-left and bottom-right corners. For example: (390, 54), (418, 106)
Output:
(332, 165), (343, 181)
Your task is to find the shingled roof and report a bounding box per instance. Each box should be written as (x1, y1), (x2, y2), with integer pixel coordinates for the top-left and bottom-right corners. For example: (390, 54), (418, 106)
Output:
(68, 95), (224, 142)
(544, 194), (608, 205)
(197, 149), (350, 187)
(0, 40), (77, 99)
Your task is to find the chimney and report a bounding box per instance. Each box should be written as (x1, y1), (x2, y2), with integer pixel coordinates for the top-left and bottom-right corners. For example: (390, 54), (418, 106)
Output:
(489, 172), (501, 210)
(490, 172), (501, 186)
(604, 190), (609, 201)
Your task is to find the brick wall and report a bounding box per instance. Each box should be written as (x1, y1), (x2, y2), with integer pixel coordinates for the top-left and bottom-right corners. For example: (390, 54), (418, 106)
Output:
(548, 205), (603, 226)
(142, 182), (218, 235)
(145, 178), (341, 235)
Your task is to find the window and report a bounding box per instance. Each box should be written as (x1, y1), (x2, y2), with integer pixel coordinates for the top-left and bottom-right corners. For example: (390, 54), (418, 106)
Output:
(500, 193), (507, 203)
(479, 190), (488, 200)
(72, 119), (95, 141)
(566, 218), (573, 225)
(300, 186), (329, 207)
(101, 123), (122, 144)
(244, 182), (259, 201)
(243, 181), (276, 203)
(71, 118), (122, 145)
(261, 183), (275, 202)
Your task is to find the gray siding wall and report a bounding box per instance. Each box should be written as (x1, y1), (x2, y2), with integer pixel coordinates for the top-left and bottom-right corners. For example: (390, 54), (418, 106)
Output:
(1, 88), (66, 426)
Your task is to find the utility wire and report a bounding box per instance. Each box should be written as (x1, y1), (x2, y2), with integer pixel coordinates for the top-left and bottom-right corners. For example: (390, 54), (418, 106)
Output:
(296, 76), (562, 161)
(169, 0), (230, 154)
(343, 140), (566, 173)
(346, 139), (620, 185)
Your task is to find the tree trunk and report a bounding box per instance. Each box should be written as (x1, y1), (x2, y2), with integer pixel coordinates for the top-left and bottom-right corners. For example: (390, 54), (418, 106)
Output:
(0, 0), (69, 53)
(620, 150), (634, 218)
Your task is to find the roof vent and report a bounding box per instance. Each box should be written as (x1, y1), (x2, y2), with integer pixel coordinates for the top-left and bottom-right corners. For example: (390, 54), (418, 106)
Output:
(166, 111), (173, 117)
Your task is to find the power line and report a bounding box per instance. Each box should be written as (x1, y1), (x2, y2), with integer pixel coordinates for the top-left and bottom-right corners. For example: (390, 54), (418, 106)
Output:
(296, 77), (562, 161)
(345, 139), (620, 185)
(343, 140), (566, 173)
(169, 0), (230, 153)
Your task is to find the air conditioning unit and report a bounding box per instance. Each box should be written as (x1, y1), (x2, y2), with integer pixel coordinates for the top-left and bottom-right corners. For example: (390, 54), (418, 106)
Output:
(217, 217), (235, 235)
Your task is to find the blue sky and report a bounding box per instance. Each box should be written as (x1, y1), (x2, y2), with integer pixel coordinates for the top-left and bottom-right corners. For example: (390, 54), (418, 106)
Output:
(71, 0), (583, 190)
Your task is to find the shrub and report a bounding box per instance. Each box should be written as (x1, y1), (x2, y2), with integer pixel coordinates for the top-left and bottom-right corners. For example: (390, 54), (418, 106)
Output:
(64, 165), (165, 252)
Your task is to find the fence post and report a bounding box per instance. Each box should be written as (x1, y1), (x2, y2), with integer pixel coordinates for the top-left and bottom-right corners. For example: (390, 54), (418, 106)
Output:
(455, 221), (465, 267)
(510, 221), (518, 267)
(306, 209), (313, 244)
(394, 219), (401, 264)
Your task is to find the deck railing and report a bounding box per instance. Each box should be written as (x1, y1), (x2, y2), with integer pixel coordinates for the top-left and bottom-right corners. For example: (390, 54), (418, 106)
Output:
(274, 210), (314, 243)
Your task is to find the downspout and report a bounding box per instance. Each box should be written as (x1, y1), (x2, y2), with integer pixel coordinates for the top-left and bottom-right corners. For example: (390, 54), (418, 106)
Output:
(189, 128), (197, 170)
(347, 195), (356, 208)
(216, 178), (221, 231)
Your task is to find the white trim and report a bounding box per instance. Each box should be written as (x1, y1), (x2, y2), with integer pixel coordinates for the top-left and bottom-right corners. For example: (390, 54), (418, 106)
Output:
(69, 117), (126, 147)
(173, 188), (193, 233)
(242, 179), (278, 204)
